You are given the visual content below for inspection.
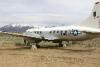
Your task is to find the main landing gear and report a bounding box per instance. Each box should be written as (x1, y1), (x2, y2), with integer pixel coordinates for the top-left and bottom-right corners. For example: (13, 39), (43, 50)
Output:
(24, 39), (41, 50)
(24, 39), (73, 49)
(29, 42), (40, 50)
(59, 41), (73, 47)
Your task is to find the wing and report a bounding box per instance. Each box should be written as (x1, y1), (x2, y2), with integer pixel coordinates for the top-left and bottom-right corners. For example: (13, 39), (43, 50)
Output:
(0, 32), (59, 40)
(0, 32), (41, 39)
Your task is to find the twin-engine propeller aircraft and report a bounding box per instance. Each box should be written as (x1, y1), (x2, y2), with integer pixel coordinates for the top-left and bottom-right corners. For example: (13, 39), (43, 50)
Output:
(0, 2), (100, 48)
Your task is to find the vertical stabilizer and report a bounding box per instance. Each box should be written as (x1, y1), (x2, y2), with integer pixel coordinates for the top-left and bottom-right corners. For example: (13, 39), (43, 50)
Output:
(80, 2), (100, 28)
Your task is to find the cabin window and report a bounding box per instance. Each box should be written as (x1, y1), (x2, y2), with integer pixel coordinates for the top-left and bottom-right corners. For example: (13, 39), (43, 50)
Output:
(49, 31), (52, 34)
(93, 11), (96, 17)
(63, 31), (67, 35)
(57, 31), (59, 33)
(65, 31), (67, 35)
(52, 31), (55, 33)
(60, 31), (63, 35)
(40, 31), (41, 33)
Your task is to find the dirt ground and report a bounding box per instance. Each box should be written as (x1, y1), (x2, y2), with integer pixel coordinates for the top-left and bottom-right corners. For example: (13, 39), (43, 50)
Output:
(0, 35), (100, 67)
(0, 45), (100, 67)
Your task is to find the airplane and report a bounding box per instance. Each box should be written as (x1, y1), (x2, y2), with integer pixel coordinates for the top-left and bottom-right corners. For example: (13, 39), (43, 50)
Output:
(0, 2), (100, 49)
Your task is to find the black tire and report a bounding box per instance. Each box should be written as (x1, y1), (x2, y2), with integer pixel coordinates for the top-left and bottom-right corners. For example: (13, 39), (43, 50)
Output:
(24, 39), (27, 45)
(59, 43), (63, 47)
(36, 43), (40, 48)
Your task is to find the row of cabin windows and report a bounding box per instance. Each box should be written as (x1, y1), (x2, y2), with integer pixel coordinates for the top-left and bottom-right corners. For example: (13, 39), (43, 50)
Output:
(34, 31), (68, 35)
(34, 31), (42, 34)
(49, 31), (67, 34)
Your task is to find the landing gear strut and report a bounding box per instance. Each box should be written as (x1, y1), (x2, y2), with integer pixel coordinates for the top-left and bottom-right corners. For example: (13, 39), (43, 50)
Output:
(24, 39), (30, 46)
(24, 39), (40, 50)
(59, 41), (73, 47)
(59, 43), (67, 47)
(59, 42), (67, 47)
(31, 43), (40, 50)
(31, 43), (37, 50)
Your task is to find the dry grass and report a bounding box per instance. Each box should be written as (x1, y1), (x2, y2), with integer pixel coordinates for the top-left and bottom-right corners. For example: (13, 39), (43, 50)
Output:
(0, 34), (100, 67)
(0, 47), (100, 67)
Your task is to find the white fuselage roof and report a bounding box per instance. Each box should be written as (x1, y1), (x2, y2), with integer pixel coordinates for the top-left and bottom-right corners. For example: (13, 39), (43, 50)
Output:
(27, 25), (100, 33)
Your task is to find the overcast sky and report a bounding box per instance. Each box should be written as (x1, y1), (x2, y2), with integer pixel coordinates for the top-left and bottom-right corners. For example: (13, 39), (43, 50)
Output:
(0, 0), (99, 26)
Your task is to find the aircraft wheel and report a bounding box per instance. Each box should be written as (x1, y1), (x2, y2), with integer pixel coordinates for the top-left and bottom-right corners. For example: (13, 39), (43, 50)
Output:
(59, 43), (67, 47)
(59, 43), (63, 47)
(24, 39), (30, 46)
(24, 39), (27, 45)
(36, 43), (40, 48)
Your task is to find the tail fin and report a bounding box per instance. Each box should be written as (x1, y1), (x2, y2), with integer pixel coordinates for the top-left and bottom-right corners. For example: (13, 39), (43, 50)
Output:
(79, 2), (100, 28)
